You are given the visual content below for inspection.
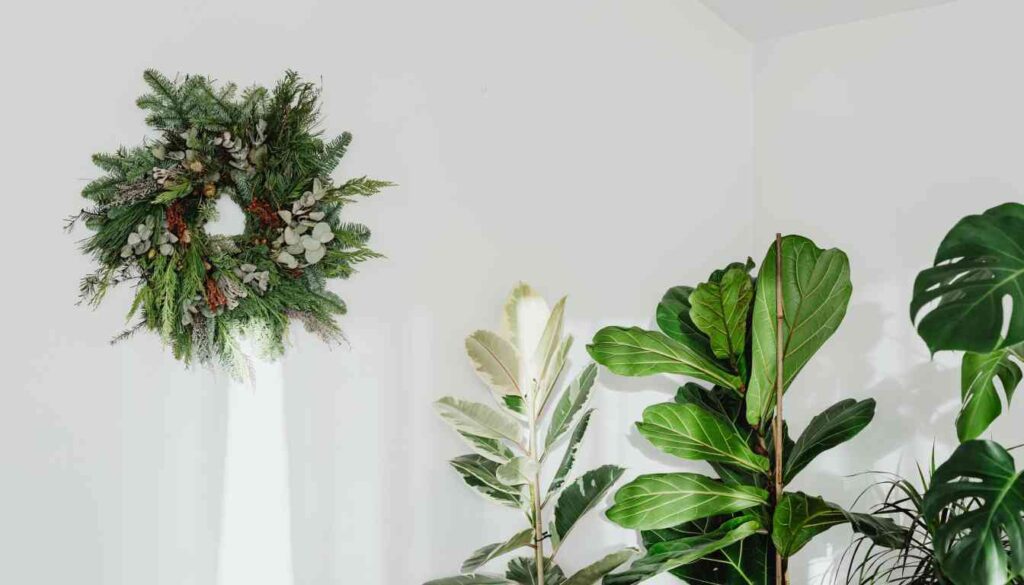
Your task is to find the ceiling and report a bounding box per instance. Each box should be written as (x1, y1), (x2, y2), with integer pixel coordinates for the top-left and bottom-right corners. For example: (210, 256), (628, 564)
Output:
(698, 0), (960, 41)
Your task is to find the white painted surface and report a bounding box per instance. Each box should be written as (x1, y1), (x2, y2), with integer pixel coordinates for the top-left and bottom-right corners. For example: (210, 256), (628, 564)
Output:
(701, 0), (958, 40)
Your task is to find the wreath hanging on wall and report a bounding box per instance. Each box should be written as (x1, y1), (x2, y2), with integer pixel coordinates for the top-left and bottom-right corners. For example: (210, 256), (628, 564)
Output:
(68, 70), (390, 378)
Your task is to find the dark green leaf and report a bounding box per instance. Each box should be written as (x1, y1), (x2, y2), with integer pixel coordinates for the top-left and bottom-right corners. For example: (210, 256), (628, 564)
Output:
(550, 465), (624, 549)
(655, 286), (714, 354)
(783, 398), (876, 483)
(911, 202), (1024, 354)
(923, 440), (1024, 585)
(957, 347), (1023, 442)
(424, 575), (514, 585)
(458, 432), (516, 464)
(772, 492), (905, 557)
(636, 402), (768, 473)
(747, 235), (852, 427)
(587, 327), (741, 390)
(545, 364), (597, 449)
(547, 410), (592, 497)
(462, 529), (534, 573)
(689, 267), (754, 362)
(642, 519), (774, 585)
(506, 557), (565, 585)
(607, 473), (768, 530)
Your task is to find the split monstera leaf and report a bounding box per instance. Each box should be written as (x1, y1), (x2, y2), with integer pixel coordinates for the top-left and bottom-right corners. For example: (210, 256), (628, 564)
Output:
(587, 235), (905, 584)
(427, 284), (634, 585)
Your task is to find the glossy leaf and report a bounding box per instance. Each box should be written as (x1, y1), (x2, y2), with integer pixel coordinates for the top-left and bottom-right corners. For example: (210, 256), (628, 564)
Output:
(462, 529), (534, 573)
(607, 472), (768, 530)
(457, 432), (516, 464)
(587, 327), (741, 390)
(547, 410), (592, 497)
(550, 465), (624, 549)
(655, 286), (715, 356)
(505, 557), (565, 585)
(450, 454), (523, 508)
(783, 398), (875, 484)
(689, 267), (754, 362)
(561, 549), (636, 585)
(957, 347), (1022, 442)
(605, 517), (762, 585)
(466, 330), (522, 401)
(641, 518), (772, 585)
(545, 364), (597, 449)
(425, 575), (515, 585)
(911, 202), (1024, 354)
(534, 297), (567, 392)
(637, 402), (768, 473)
(773, 492), (905, 558)
(747, 235), (852, 427)
(923, 440), (1024, 585)
(435, 397), (522, 444)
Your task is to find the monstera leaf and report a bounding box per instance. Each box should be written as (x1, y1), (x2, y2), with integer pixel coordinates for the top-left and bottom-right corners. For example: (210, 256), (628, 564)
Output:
(911, 202), (1024, 354)
(746, 235), (852, 427)
(956, 346), (1023, 442)
(923, 440), (1024, 585)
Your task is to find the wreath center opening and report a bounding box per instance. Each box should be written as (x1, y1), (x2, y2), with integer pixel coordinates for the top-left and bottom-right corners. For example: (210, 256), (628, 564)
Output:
(204, 194), (247, 237)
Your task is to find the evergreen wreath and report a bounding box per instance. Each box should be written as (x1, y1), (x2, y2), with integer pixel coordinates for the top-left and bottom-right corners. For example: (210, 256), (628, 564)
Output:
(68, 70), (390, 378)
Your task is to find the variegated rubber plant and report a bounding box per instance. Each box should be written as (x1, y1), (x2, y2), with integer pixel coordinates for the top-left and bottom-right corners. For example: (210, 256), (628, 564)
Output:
(426, 283), (634, 585)
(586, 235), (907, 584)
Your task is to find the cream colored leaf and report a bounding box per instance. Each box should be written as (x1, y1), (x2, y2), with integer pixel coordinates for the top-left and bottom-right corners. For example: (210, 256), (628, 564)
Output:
(466, 330), (522, 400)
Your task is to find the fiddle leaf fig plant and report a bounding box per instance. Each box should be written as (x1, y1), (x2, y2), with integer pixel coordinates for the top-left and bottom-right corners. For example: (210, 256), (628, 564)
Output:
(911, 202), (1024, 441)
(588, 235), (905, 584)
(427, 283), (634, 585)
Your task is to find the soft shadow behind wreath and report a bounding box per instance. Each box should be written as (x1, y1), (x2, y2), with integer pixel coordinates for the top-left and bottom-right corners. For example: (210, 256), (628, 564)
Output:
(68, 70), (391, 379)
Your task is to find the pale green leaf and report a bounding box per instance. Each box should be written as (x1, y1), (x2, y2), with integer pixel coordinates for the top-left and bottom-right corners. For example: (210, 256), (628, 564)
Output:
(496, 456), (537, 486)
(466, 330), (522, 400)
(607, 473), (768, 530)
(689, 267), (754, 362)
(461, 529), (534, 573)
(637, 402), (768, 473)
(457, 432), (516, 464)
(435, 397), (522, 444)
(562, 549), (636, 585)
(450, 454), (523, 508)
(544, 363), (597, 449)
(551, 465), (625, 549)
(547, 410), (593, 498)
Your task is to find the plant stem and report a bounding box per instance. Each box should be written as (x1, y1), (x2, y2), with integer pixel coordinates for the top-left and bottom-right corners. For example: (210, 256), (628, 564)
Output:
(529, 385), (546, 585)
(773, 232), (787, 585)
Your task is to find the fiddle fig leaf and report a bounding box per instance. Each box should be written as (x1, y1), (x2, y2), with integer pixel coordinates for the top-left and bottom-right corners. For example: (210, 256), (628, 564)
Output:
(466, 330), (522, 400)
(636, 402), (769, 473)
(605, 517), (762, 585)
(772, 492), (905, 558)
(640, 518), (773, 585)
(911, 202), (1024, 354)
(587, 327), (741, 391)
(435, 397), (522, 444)
(746, 235), (852, 427)
(689, 267), (754, 363)
(957, 347), (1023, 442)
(607, 473), (768, 530)
(547, 409), (592, 497)
(450, 454), (524, 508)
(561, 548), (636, 585)
(656, 286), (715, 356)
(462, 529), (534, 573)
(923, 440), (1024, 585)
(550, 465), (624, 549)
(783, 398), (875, 484)
(544, 363), (597, 449)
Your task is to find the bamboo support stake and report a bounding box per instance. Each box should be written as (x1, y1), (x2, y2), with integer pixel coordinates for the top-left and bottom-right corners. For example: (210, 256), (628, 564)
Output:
(774, 233), (786, 585)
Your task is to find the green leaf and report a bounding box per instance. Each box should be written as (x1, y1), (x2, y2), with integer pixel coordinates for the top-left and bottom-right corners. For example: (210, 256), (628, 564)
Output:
(607, 473), (768, 530)
(587, 327), (741, 391)
(425, 575), (515, 585)
(466, 330), (522, 400)
(457, 432), (516, 464)
(957, 347), (1023, 442)
(496, 456), (537, 486)
(911, 202), (1024, 354)
(923, 440), (1024, 585)
(534, 297), (567, 390)
(450, 454), (523, 508)
(561, 549), (636, 585)
(746, 235), (853, 427)
(550, 465), (624, 549)
(435, 397), (522, 444)
(636, 402), (769, 473)
(505, 557), (565, 585)
(545, 363), (597, 449)
(689, 267), (754, 362)
(783, 398), (875, 484)
(461, 529), (534, 573)
(605, 517), (762, 585)
(547, 410), (592, 497)
(656, 286), (716, 356)
(772, 492), (905, 558)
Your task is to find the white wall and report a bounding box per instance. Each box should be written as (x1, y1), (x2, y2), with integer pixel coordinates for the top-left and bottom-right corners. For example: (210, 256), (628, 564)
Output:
(754, 0), (1024, 580)
(0, 1), (753, 584)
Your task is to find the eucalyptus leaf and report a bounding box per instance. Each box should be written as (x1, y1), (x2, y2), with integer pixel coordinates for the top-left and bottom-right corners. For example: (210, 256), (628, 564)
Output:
(637, 402), (769, 473)
(783, 398), (875, 484)
(607, 473), (768, 530)
(911, 202), (1024, 354)
(462, 529), (534, 573)
(957, 347), (1022, 442)
(587, 327), (741, 391)
(746, 235), (852, 427)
